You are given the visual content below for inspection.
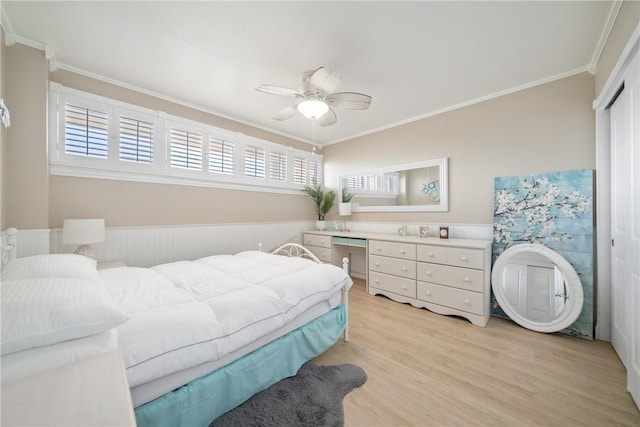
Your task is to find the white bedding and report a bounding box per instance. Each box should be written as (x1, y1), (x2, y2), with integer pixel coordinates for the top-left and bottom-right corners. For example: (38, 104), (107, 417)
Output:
(103, 251), (349, 394)
(0, 250), (351, 407)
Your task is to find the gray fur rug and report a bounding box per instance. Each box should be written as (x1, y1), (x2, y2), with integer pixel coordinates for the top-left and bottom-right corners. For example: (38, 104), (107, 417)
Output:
(210, 361), (367, 427)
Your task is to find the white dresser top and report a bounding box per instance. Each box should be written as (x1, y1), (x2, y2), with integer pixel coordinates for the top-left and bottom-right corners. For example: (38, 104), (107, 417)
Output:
(304, 230), (491, 250)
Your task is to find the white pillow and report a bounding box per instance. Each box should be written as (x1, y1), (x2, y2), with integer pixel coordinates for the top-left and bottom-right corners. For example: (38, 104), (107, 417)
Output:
(1, 277), (127, 355)
(1, 254), (101, 281)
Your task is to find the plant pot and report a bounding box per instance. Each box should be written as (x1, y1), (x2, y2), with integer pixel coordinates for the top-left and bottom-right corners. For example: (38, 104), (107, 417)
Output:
(316, 220), (326, 231)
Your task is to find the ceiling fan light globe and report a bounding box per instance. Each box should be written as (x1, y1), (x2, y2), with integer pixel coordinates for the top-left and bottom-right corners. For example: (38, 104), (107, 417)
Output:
(297, 99), (329, 119)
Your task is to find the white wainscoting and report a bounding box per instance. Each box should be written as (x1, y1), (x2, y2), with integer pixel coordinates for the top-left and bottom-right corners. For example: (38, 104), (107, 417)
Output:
(4, 221), (492, 268)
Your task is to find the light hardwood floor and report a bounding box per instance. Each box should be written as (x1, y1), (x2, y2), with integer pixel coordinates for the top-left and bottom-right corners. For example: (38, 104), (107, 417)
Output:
(314, 279), (640, 427)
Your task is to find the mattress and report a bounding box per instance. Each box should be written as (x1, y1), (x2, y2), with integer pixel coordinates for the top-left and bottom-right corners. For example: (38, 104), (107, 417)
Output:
(100, 250), (351, 406)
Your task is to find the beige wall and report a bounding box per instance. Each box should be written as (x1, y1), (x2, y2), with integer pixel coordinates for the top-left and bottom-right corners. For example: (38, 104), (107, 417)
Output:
(595, 0), (640, 97)
(322, 72), (596, 225)
(3, 43), (318, 229)
(4, 43), (49, 230)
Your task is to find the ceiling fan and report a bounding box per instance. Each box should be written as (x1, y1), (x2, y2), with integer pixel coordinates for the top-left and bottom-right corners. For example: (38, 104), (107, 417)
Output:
(256, 67), (372, 127)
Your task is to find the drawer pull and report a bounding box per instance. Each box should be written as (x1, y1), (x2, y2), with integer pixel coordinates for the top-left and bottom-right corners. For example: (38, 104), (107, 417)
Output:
(464, 277), (470, 282)
(400, 249), (406, 254)
(402, 266), (407, 271)
(461, 256), (468, 261)
(376, 246), (382, 251)
(428, 252), (434, 257)
(375, 262), (380, 267)
(425, 291), (432, 296)
(425, 271), (432, 276)
(402, 285), (407, 290)
(464, 299), (470, 304)
(375, 279), (380, 284)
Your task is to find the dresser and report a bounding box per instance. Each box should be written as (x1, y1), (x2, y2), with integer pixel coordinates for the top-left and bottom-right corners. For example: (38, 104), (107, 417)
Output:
(303, 233), (333, 263)
(304, 230), (492, 327)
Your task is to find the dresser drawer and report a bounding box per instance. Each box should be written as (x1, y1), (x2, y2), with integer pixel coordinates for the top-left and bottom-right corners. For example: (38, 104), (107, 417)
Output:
(306, 245), (332, 263)
(416, 245), (447, 264)
(370, 254), (416, 279)
(304, 233), (332, 249)
(369, 271), (416, 298)
(369, 240), (416, 260)
(446, 247), (485, 270)
(417, 282), (484, 316)
(416, 245), (485, 270)
(417, 262), (484, 292)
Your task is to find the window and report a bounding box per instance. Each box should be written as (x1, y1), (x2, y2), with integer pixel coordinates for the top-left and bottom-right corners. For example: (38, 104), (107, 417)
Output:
(244, 146), (265, 179)
(294, 157), (321, 186)
(64, 103), (108, 159)
(119, 115), (153, 164)
(269, 152), (287, 181)
(209, 137), (235, 175)
(49, 84), (322, 193)
(169, 128), (203, 171)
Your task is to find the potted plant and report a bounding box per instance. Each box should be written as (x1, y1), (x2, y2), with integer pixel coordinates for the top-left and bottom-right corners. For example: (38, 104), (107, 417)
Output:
(303, 184), (336, 231)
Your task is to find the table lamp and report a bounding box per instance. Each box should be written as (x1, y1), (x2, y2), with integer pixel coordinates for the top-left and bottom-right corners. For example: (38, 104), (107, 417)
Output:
(62, 219), (105, 259)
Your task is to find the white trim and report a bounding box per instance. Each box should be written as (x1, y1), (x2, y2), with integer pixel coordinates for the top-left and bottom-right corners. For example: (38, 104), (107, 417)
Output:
(325, 66), (592, 146)
(589, 1), (624, 73)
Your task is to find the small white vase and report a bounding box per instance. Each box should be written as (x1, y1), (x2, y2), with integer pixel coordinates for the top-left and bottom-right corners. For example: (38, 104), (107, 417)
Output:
(316, 220), (326, 231)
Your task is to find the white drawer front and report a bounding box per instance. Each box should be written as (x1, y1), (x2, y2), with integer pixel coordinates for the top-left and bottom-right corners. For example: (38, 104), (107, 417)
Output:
(369, 240), (416, 260)
(306, 245), (332, 263)
(304, 233), (332, 249)
(417, 262), (484, 292)
(417, 282), (484, 316)
(370, 254), (416, 279)
(446, 247), (484, 270)
(416, 245), (447, 264)
(369, 271), (416, 298)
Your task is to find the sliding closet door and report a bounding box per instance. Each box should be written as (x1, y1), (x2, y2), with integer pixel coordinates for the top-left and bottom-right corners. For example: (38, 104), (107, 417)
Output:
(610, 47), (639, 407)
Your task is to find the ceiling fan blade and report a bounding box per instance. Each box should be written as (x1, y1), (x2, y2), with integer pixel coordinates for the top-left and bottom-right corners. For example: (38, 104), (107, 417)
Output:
(309, 67), (341, 94)
(324, 92), (372, 110)
(256, 85), (303, 98)
(315, 107), (337, 127)
(272, 105), (299, 121)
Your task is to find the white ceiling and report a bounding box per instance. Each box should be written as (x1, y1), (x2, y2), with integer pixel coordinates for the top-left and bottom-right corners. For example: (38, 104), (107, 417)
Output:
(2, 1), (618, 146)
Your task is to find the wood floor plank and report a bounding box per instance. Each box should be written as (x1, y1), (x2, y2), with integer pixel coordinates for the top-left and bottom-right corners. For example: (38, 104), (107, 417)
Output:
(315, 279), (640, 426)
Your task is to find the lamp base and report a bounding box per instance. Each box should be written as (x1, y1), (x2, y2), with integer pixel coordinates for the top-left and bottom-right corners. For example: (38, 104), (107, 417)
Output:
(74, 244), (96, 259)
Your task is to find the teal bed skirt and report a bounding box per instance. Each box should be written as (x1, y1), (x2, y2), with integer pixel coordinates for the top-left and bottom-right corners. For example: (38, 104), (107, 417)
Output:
(134, 304), (347, 427)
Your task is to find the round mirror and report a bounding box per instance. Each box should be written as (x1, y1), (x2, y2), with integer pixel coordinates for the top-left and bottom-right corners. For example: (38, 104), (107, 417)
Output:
(491, 244), (584, 333)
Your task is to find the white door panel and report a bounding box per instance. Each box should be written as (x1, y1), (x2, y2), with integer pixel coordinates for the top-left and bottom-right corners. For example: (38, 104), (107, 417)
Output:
(610, 47), (639, 408)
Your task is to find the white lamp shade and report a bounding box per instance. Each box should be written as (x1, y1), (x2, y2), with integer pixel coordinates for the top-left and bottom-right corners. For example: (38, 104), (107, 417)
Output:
(339, 203), (352, 216)
(62, 219), (106, 245)
(297, 99), (329, 119)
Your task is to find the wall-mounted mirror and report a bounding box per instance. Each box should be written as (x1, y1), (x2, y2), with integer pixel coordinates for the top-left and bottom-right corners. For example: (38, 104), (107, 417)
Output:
(338, 158), (448, 212)
(491, 244), (584, 333)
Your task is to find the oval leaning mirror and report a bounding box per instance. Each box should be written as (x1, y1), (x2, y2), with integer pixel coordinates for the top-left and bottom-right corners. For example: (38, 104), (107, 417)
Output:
(491, 244), (584, 333)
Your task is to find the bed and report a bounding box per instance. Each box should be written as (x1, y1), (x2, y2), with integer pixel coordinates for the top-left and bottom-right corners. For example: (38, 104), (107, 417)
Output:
(0, 233), (352, 427)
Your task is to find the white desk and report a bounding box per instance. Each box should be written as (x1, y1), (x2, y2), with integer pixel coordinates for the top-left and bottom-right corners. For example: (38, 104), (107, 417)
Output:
(1, 350), (137, 426)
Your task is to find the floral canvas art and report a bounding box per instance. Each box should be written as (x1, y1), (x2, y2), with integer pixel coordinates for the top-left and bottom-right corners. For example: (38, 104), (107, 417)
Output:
(492, 169), (594, 339)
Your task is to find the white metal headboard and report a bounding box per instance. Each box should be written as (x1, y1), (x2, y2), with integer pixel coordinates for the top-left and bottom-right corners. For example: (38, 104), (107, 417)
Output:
(1, 227), (18, 267)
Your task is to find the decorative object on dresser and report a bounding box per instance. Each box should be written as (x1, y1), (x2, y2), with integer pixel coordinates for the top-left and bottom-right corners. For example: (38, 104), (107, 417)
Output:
(419, 226), (430, 238)
(439, 226), (449, 239)
(303, 184), (336, 231)
(210, 361), (367, 427)
(368, 236), (492, 326)
(62, 219), (106, 259)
